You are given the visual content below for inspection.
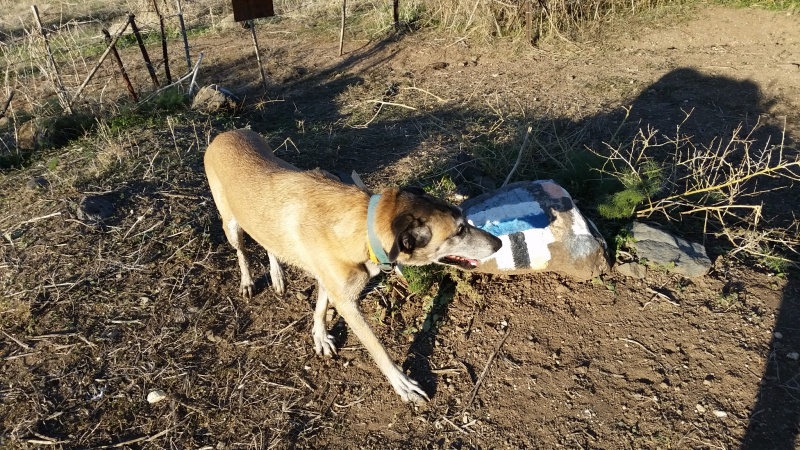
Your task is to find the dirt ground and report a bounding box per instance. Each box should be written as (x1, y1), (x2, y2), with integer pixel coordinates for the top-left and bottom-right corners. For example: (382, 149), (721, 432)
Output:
(2, 4), (800, 449)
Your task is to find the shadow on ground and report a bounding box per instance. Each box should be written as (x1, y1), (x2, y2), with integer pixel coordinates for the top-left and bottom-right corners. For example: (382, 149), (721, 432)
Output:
(195, 33), (799, 446)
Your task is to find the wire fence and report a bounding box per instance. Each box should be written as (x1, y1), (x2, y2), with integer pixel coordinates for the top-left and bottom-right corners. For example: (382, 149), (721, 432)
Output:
(0, 0), (234, 124)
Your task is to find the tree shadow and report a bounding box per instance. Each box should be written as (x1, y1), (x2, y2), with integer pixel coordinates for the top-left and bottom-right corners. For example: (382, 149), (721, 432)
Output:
(741, 275), (800, 450)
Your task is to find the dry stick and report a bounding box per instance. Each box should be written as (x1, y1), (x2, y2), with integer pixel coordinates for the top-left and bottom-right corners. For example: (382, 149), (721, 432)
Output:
(129, 14), (160, 88)
(31, 5), (72, 114)
(68, 20), (130, 109)
(153, 0), (172, 84)
(525, 0), (532, 44)
(0, 91), (13, 120)
(1, 330), (32, 351)
(176, 0), (191, 69)
(502, 126), (532, 187)
(339, 0), (346, 56)
(248, 21), (268, 92)
(464, 326), (511, 408)
(98, 428), (171, 449)
(393, 0), (399, 29)
(187, 52), (203, 95)
(102, 29), (138, 101)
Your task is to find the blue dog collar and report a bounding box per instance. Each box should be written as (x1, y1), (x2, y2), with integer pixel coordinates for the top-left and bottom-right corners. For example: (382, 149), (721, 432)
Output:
(367, 194), (394, 272)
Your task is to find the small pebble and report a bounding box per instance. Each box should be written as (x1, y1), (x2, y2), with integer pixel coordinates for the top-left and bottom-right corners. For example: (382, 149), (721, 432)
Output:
(787, 352), (799, 360)
(147, 389), (166, 404)
(774, 332), (783, 339)
(695, 404), (706, 414)
(712, 410), (728, 418)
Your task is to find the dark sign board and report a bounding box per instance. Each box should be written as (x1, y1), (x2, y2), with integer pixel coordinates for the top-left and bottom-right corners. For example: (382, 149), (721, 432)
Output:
(231, 0), (275, 22)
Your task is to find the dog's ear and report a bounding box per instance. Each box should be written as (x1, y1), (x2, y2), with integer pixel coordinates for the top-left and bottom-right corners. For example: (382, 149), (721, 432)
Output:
(388, 214), (432, 260)
(400, 186), (426, 197)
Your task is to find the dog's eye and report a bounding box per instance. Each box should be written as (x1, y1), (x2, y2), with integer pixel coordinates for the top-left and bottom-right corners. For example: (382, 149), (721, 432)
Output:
(456, 225), (466, 236)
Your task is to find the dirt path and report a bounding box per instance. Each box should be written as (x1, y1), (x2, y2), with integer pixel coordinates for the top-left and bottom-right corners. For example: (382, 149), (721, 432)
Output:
(1, 4), (799, 449)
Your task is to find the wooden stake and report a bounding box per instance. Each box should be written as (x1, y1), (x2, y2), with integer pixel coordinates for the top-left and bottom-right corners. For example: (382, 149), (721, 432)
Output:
(153, 0), (172, 84)
(176, 0), (191, 69)
(393, 0), (399, 29)
(248, 20), (268, 92)
(68, 20), (130, 108)
(129, 14), (160, 88)
(31, 5), (72, 114)
(0, 91), (13, 120)
(525, 0), (532, 44)
(339, 0), (346, 56)
(102, 29), (138, 102)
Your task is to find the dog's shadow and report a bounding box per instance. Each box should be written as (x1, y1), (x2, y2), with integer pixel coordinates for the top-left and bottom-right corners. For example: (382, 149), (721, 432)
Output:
(402, 279), (458, 399)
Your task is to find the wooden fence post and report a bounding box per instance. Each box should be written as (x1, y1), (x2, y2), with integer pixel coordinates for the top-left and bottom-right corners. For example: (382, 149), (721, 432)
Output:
(248, 20), (268, 92)
(339, 0), (346, 56)
(152, 0), (172, 84)
(102, 28), (138, 102)
(31, 5), (73, 114)
(68, 19), (130, 109)
(129, 14), (160, 88)
(176, 0), (192, 70)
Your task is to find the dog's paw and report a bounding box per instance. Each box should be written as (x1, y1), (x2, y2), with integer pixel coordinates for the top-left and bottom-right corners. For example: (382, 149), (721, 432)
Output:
(391, 372), (430, 403)
(313, 330), (337, 357)
(239, 281), (254, 298)
(270, 270), (286, 296)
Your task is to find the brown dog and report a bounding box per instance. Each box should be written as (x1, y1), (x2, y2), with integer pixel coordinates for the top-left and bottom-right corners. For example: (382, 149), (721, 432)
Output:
(204, 129), (501, 402)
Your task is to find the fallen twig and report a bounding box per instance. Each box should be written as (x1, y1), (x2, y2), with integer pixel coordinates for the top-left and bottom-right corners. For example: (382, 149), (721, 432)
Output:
(365, 100), (416, 110)
(645, 287), (680, 307)
(464, 325), (511, 408)
(402, 86), (449, 103)
(98, 428), (171, 448)
(441, 416), (470, 434)
(618, 337), (657, 358)
(1, 330), (32, 350)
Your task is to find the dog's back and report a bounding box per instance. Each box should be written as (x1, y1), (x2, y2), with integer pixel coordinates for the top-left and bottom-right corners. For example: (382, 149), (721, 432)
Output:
(204, 130), (369, 273)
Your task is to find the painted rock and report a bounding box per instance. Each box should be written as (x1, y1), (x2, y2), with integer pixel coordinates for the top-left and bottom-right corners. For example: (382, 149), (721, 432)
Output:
(462, 180), (610, 280)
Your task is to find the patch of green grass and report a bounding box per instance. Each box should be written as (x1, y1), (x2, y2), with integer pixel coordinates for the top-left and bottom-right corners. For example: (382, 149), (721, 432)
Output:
(597, 160), (664, 219)
(401, 265), (444, 296)
(420, 279), (456, 333)
(715, 292), (742, 310)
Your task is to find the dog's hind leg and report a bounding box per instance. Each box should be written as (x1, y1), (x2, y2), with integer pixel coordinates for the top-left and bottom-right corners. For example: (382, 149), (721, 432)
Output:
(267, 252), (286, 296)
(312, 282), (337, 356)
(224, 217), (254, 298)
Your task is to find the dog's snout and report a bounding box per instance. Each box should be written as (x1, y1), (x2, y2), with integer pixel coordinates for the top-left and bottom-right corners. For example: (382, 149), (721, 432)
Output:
(489, 234), (502, 252)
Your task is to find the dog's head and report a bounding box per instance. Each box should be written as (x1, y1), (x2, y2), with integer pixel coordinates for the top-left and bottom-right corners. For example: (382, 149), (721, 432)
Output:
(380, 187), (502, 270)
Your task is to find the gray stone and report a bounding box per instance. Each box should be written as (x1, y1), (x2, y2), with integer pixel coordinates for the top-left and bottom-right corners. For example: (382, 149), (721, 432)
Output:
(462, 180), (610, 281)
(616, 262), (647, 279)
(628, 222), (711, 277)
(191, 85), (241, 113)
(26, 177), (49, 190)
(17, 119), (46, 151)
(77, 195), (116, 225)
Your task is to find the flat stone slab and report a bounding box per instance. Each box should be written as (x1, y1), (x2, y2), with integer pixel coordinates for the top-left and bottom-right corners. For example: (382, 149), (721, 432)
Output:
(191, 84), (241, 113)
(462, 180), (610, 281)
(628, 222), (712, 277)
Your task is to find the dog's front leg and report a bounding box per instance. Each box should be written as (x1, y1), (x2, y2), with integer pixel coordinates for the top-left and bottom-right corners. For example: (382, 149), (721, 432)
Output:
(331, 279), (429, 403)
(335, 299), (429, 402)
(312, 283), (337, 356)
